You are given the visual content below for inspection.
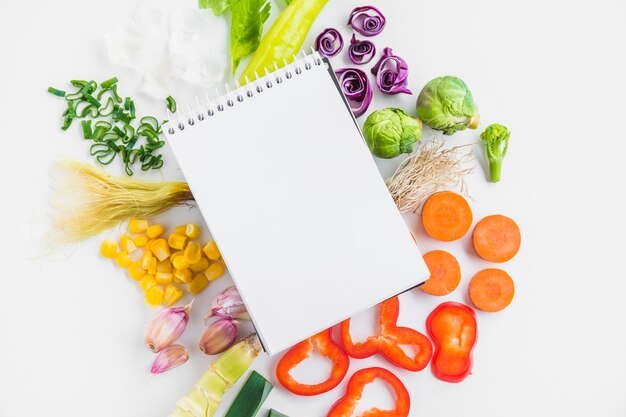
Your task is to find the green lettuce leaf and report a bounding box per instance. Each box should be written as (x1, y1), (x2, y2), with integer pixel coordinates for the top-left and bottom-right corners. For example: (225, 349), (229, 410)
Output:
(229, 0), (271, 74)
(199, 0), (230, 15)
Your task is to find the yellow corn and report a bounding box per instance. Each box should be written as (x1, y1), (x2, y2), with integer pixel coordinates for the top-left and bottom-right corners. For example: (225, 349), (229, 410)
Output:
(204, 262), (225, 281)
(128, 261), (147, 280)
(120, 233), (138, 253)
(164, 284), (183, 306)
(134, 235), (149, 248)
(203, 240), (221, 260)
(174, 225), (187, 235)
(184, 224), (201, 239)
(168, 233), (188, 251)
(155, 271), (173, 285)
(139, 275), (157, 292)
(115, 250), (132, 268)
(184, 241), (202, 265)
(173, 268), (192, 284)
(147, 257), (157, 275)
(150, 238), (171, 262)
(100, 239), (118, 259)
(146, 224), (164, 239)
(145, 285), (165, 307)
(188, 274), (209, 295)
(129, 218), (150, 234)
(157, 259), (173, 273)
(189, 257), (209, 273)
(141, 251), (153, 270)
(172, 254), (189, 270)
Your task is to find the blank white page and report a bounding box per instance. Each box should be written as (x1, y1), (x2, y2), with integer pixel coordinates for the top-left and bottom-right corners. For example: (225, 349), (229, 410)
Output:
(167, 55), (429, 355)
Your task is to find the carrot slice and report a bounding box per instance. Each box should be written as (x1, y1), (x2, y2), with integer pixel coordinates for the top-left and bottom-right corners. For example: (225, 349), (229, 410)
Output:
(421, 250), (461, 296)
(469, 268), (515, 312)
(472, 215), (521, 262)
(421, 192), (473, 242)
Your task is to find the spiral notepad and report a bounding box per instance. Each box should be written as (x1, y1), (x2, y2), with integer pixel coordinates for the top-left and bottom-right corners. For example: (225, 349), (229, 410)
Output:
(166, 51), (429, 355)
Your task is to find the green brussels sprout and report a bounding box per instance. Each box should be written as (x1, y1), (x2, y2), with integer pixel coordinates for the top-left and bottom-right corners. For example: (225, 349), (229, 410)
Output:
(416, 76), (480, 135)
(363, 108), (422, 159)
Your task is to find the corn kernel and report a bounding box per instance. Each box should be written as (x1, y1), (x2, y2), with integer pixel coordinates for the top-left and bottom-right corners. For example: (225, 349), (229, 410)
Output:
(157, 259), (173, 273)
(139, 275), (157, 292)
(184, 224), (201, 239)
(173, 268), (192, 284)
(172, 254), (189, 270)
(150, 238), (171, 262)
(141, 251), (153, 270)
(168, 233), (188, 251)
(155, 271), (173, 285)
(129, 218), (150, 234)
(184, 241), (202, 265)
(203, 240), (221, 260)
(100, 239), (118, 259)
(115, 251), (132, 268)
(145, 285), (165, 307)
(134, 235), (149, 248)
(119, 233), (138, 253)
(128, 261), (147, 280)
(190, 257), (209, 273)
(204, 262), (225, 281)
(148, 257), (157, 275)
(163, 284), (183, 306)
(188, 274), (209, 295)
(146, 224), (164, 239)
(174, 225), (187, 235)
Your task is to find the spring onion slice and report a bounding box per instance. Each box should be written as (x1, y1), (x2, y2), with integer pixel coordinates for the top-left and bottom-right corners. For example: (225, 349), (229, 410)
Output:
(81, 120), (93, 139)
(267, 410), (289, 417)
(61, 115), (73, 131)
(67, 100), (77, 118)
(224, 371), (273, 417)
(166, 95), (177, 113)
(100, 76), (118, 89)
(48, 87), (66, 97)
(84, 93), (101, 107)
(71, 80), (88, 88)
(99, 97), (115, 116)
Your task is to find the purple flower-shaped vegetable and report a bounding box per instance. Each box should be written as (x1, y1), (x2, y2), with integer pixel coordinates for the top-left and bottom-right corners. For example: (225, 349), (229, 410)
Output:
(347, 6), (386, 37)
(348, 34), (376, 65)
(314, 28), (344, 58)
(335, 67), (372, 118)
(371, 47), (412, 95)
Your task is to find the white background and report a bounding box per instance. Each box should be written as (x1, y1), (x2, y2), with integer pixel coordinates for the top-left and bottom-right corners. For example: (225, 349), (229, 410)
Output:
(1, 0), (625, 416)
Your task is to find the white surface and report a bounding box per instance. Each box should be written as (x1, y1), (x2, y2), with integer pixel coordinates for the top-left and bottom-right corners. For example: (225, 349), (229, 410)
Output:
(1, 0), (625, 416)
(167, 54), (429, 355)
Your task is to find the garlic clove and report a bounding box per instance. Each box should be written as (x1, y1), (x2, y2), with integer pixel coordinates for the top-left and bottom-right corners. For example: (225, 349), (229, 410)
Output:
(151, 344), (189, 375)
(199, 318), (239, 355)
(144, 300), (193, 353)
(204, 286), (250, 322)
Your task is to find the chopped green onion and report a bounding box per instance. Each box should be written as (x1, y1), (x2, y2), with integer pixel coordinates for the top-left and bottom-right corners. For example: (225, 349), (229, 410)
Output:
(79, 80), (97, 95)
(100, 77), (119, 89)
(224, 371), (273, 417)
(99, 97), (115, 116)
(95, 120), (112, 130)
(267, 410), (289, 417)
(61, 115), (73, 131)
(81, 120), (93, 139)
(67, 100), (77, 118)
(166, 95), (177, 113)
(71, 80), (88, 88)
(84, 93), (101, 107)
(48, 87), (66, 97)
(65, 91), (83, 101)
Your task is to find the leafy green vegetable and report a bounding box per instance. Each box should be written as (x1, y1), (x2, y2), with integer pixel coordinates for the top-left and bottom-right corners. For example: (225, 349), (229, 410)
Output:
(416, 76), (480, 135)
(480, 123), (510, 182)
(224, 371), (273, 417)
(363, 108), (422, 159)
(229, 0), (271, 74)
(199, 0), (230, 15)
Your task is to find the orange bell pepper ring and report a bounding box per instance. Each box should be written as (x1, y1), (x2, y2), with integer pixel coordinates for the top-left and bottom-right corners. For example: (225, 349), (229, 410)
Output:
(276, 328), (349, 396)
(426, 301), (478, 383)
(340, 296), (433, 372)
(327, 367), (410, 417)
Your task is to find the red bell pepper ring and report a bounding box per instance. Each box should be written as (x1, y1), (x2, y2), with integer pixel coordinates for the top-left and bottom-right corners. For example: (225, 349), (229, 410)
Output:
(327, 367), (410, 417)
(276, 328), (349, 396)
(426, 301), (478, 383)
(340, 296), (432, 371)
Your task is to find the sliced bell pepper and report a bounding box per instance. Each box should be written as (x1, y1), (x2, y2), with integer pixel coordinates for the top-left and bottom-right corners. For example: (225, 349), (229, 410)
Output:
(426, 301), (478, 383)
(340, 296), (433, 372)
(276, 328), (349, 396)
(327, 367), (410, 417)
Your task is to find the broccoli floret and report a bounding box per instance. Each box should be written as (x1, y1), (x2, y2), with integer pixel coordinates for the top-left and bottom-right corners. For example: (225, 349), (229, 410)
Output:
(480, 123), (510, 182)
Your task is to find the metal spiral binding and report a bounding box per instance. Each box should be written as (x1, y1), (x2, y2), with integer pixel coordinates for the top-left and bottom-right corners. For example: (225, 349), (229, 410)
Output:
(166, 49), (323, 136)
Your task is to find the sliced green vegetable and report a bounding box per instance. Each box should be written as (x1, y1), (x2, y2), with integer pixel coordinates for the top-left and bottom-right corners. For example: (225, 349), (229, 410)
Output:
(100, 76), (119, 89)
(267, 410), (289, 417)
(81, 120), (93, 139)
(166, 95), (177, 113)
(224, 371), (273, 417)
(48, 87), (66, 97)
(229, 0), (271, 74)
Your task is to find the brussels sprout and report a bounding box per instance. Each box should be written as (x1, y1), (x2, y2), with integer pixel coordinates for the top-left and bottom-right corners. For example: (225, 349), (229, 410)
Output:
(416, 76), (480, 135)
(363, 108), (422, 159)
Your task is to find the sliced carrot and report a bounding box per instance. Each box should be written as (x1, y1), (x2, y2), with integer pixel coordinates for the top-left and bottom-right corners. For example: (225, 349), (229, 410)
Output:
(421, 250), (461, 296)
(472, 215), (521, 262)
(469, 268), (515, 312)
(421, 192), (473, 242)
